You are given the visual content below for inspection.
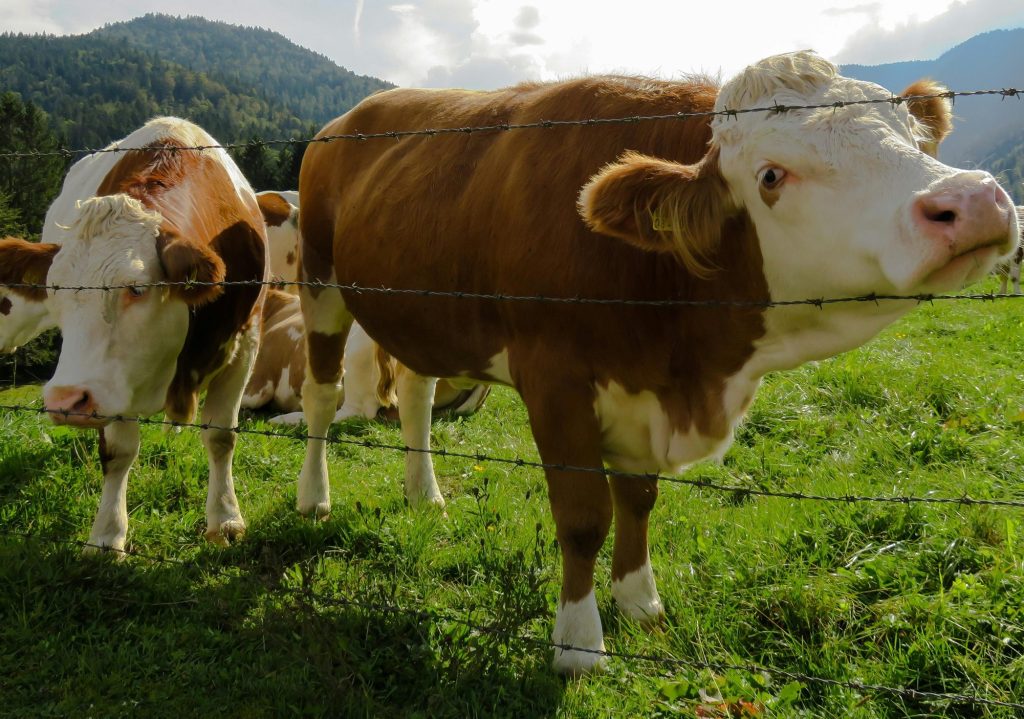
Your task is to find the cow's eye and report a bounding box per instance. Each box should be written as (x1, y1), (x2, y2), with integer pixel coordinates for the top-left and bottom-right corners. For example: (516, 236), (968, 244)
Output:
(758, 166), (786, 190)
(126, 285), (146, 299)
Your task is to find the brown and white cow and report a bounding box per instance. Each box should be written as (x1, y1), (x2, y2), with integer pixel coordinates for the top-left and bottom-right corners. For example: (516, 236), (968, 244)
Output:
(255, 190), (301, 291)
(0, 117), (267, 553)
(295, 52), (1018, 674)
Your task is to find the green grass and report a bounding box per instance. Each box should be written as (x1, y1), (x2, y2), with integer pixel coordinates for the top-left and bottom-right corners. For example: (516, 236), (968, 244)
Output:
(3, 281), (1024, 717)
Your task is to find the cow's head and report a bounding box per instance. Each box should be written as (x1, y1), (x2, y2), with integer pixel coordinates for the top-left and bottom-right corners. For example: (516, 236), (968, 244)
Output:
(580, 52), (1017, 302)
(10, 195), (226, 427)
(0, 237), (59, 352)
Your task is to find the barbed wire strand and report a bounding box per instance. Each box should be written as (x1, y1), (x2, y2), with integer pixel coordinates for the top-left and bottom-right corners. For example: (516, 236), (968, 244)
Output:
(3, 528), (1021, 710)
(5, 278), (1024, 309)
(3, 402), (1023, 509)
(1, 87), (1020, 161)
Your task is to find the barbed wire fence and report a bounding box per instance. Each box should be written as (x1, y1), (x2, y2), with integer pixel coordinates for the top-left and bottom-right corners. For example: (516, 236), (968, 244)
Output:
(1, 83), (1024, 711)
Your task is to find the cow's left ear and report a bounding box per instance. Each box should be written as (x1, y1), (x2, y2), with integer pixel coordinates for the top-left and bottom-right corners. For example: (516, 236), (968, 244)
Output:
(256, 192), (293, 227)
(901, 79), (953, 158)
(157, 231), (226, 306)
(578, 146), (736, 278)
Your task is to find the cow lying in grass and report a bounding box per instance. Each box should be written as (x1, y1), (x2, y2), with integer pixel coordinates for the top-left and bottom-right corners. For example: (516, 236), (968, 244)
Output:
(0, 117), (268, 552)
(295, 52), (1018, 674)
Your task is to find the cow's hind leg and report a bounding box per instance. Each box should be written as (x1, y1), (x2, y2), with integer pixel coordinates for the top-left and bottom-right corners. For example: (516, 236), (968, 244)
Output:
(396, 368), (443, 508)
(520, 374), (611, 675)
(609, 475), (664, 625)
(200, 325), (259, 545)
(297, 278), (351, 518)
(84, 421), (141, 555)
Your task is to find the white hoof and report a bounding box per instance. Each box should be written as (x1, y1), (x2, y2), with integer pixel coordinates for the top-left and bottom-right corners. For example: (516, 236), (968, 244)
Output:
(205, 518), (247, 546)
(269, 411), (305, 425)
(612, 562), (665, 627)
(297, 500), (331, 521)
(551, 590), (607, 676)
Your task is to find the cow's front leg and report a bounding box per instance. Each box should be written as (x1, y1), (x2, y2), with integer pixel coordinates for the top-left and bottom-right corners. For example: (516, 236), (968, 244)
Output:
(297, 281), (349, 518)
(521, 374), (611, 675)
(396, 369), (443, 508)
(200, 328), (258, 545)
(610, 475), (664, 625)
(84, 421), (141, 555)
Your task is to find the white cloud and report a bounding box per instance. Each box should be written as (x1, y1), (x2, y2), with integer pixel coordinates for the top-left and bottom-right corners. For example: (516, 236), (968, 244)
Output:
(1, 0), (1021, 90)
(834, 0), (1024, 64)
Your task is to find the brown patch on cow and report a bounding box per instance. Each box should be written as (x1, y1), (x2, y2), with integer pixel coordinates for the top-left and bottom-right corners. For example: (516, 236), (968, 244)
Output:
(165, 220), (267, 413)
(0, 297), (11, 316)
(257, 192), (293, 227)
(901, 79), (953, 158)
(758, 184), (781, 209)
(286, 251), (296, 266)
(97, 137), (195, 202)
(0, 238), (60, 301)
(156, 230), (227, 306)
(306, 331), (345, 385)
(609, 475), (658, 582)
(97, 427), (114, 475)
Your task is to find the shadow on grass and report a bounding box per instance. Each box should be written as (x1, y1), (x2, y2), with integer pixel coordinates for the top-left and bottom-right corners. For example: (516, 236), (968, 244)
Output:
(0, 511), (567, 719)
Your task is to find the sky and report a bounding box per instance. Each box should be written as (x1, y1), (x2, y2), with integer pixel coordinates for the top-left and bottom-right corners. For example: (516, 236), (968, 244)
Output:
(3, 0), (1024, 89)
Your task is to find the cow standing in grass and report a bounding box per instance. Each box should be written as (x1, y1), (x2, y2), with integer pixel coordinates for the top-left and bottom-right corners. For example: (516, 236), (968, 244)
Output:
(0, 117), (267, 552)
(295, 51), (1018, 674)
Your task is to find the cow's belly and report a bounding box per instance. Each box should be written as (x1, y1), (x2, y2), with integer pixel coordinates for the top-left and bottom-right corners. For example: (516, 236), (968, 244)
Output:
(593, 377), (758, 474)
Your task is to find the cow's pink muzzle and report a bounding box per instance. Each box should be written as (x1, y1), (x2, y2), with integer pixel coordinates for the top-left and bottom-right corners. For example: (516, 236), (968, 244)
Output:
(43, 385), (107, 428)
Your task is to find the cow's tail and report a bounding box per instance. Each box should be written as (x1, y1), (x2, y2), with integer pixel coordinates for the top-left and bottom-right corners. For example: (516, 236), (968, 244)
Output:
(374, 342), (399, 409)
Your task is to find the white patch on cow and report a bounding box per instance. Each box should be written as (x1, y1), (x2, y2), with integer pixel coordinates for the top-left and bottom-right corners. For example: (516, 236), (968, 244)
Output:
(274, 366), (295, 409)
(286, 325), (303, 343)
(594, 382), (735, 474)
(611, 560), (664, 624)
(241, 379), (275, 409)
(551, 590), (607, 675)
(483, 348), (512, 384)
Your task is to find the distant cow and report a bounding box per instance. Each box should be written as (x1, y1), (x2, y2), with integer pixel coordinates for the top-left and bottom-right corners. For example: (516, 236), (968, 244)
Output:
(255, 190), (301, 291)
(0, 117), (267, 553)
(996, 206), (1024, 294)
(295, 52), (1018, 674)
(243, 288), (490, 418)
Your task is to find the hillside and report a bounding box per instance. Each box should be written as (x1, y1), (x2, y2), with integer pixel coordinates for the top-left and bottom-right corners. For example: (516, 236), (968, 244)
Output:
(841, 28), (1024, 173)
(93, 14), (391, 130)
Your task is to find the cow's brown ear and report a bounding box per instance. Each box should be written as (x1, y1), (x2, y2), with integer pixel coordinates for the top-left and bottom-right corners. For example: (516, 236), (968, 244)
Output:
(578, 147), (735, 278)
(256, 192), (293, 227)
(0, 237), (60, 300)
(901, 79), (952, 158)
(157, 232), (226, 306)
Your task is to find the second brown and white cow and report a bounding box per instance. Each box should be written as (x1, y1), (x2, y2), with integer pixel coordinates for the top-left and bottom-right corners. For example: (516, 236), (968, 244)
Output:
(0, 117), (267, 552)
(295, 51), (1018, 674)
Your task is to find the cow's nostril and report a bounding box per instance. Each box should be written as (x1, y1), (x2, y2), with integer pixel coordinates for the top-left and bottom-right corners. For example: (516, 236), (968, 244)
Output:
(928, 209), (957, 224)
(72, 391), (93, 414)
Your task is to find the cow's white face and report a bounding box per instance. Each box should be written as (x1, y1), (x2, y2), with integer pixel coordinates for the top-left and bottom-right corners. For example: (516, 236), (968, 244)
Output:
(711, 52), (1018, 299)
(43, 196), (190, 426)
(0, 291), (54, 353)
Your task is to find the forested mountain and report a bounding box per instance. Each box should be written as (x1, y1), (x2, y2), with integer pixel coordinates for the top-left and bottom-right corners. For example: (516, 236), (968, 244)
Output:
(0, 15), (391, 197)
(94, 14), (388, 129)
(842, 27), (1024, 200)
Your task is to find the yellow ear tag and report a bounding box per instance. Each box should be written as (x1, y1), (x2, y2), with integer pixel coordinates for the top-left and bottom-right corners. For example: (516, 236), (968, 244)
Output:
(650, 208), (671, 232)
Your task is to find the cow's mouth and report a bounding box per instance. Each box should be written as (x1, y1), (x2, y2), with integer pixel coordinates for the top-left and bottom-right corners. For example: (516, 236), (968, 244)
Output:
(921, 238), (1006, 291)
(46, 407), (111, 429)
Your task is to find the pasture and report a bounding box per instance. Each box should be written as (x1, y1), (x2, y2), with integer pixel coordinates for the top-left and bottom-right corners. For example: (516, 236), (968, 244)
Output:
(2, 280), (1024, 718)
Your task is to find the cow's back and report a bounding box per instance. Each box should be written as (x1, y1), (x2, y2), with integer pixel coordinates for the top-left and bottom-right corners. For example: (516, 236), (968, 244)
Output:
(301, 77), (766, 409)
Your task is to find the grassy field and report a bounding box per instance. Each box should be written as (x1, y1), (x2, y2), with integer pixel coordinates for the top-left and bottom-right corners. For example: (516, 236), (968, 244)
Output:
(2, 281), (1024, 717)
